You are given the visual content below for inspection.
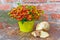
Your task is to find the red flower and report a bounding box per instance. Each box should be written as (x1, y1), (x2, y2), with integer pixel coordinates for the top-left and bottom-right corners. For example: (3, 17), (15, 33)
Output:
(27, 14), (32, 20)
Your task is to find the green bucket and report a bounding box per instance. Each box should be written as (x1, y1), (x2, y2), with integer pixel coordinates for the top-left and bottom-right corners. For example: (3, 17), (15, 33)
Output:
(18, 21), (35, 32)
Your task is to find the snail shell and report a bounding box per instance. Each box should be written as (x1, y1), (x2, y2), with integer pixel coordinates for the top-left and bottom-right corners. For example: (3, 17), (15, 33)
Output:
(36, 21), (50, 31)
(40, 31), (49, 38)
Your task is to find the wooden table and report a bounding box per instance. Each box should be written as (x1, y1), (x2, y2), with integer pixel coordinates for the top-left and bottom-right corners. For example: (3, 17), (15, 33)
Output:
(0, 11), (60, 40)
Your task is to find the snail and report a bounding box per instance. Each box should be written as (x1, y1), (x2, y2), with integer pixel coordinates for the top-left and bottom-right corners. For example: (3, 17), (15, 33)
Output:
(36, 21), (50, 31)
(31, 21), (50, 38)
(40, 31), (49, 38)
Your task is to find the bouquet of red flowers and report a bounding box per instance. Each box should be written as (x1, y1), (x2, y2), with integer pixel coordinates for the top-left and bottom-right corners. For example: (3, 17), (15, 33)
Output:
(8, 4), (44, 23)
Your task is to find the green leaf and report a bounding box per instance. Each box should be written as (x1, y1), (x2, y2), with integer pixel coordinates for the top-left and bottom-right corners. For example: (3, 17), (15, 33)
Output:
(26, 6), (33, 10)
(22, 18), (27, 24)
(28, 11), (32, 14)
(17, 2), (21, 5)
(42, 10), (44, 14)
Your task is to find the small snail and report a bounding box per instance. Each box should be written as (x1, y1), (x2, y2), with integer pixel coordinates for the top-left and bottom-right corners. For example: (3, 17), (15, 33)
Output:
(31, 21), (50, 38)
(40, 31), (49, 38)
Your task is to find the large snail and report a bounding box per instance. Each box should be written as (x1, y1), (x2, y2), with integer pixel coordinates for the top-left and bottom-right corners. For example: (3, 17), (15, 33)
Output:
(36, 21), (50, 31)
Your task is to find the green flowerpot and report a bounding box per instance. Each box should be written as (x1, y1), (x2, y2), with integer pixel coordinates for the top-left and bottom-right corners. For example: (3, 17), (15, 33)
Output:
(18, 21), (35, 32)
